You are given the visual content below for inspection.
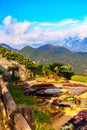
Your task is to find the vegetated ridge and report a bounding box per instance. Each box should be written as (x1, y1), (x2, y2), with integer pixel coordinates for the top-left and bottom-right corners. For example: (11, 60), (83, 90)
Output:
(0, 43), (87, 74)
(20, 44), (87, 74)
(0, 43), (18, 51)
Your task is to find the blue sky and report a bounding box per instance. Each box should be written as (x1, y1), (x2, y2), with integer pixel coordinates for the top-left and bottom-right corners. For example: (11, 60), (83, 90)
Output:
(0, 0), (87, 48)
(0, 0), (87, 22)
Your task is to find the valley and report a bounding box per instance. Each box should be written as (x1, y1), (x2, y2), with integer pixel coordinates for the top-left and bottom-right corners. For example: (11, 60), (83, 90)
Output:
(20, 44), (87, 74)
(0, 45), (87, 130)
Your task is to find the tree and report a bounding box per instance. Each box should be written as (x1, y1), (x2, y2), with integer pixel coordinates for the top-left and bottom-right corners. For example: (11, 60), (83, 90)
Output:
(60, 65), (73, 79)
(7, 66), (20, 83)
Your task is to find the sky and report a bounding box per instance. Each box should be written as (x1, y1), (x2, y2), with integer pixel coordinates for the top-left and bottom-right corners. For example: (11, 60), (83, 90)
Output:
(0, 0), (87, 49)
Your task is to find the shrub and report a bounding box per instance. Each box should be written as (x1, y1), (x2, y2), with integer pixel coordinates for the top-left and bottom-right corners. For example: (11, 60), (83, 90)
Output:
(0, 69), (3, 75)
(71, 75), (87, 83)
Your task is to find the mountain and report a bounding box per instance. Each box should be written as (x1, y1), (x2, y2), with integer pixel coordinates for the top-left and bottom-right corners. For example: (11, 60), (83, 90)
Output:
(0, 43), (18, 51)
(64, 37), (87, 52)
(20, 44), (87, 74)
(1, 41), (87, 74)
(38, 44), (55, 51)
(20, 46), (43, 59)
(38, 44), (71, 53)
(32, 36), (87, 52)
(20, 46), (34, 55)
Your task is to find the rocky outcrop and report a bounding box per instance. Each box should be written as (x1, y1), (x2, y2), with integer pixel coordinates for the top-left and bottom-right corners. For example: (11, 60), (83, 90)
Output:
(0, 55), (30, 80)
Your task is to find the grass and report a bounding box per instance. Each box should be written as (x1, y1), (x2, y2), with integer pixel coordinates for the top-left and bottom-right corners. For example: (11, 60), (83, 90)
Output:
(8, 84), (35, 105)
(71, 75), (87, 83)
(8, 84), (54, 130)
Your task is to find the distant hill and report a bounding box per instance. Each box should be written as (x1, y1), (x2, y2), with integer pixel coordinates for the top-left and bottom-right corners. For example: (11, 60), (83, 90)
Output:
(20, 44), (87, 74)
(0, 43), (18, 51)
(38, 44), (55, 51)
(38, 36), (87, 52)
(1, 43), (87, 74)
(38, 44), (71, 53)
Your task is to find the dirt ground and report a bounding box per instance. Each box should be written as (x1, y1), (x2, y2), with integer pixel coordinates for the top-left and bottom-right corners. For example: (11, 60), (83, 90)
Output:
(51, 114), (71, 130)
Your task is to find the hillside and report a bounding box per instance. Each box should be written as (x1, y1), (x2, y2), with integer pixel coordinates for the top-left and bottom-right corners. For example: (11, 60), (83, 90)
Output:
(0, 46), (36, 80)
(0, 43), (18, 51)
(37, 44), (71, 53)
(20, 44), (87, 74)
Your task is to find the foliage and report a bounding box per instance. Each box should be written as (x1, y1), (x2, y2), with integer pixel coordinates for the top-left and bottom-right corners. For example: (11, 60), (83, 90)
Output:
(48, 63), (73, 79)
(35, 120), (54, 130)
(0, 69), (3, 75)
(8, 84), (54, 130)
(0, 46), (36, 72)
(20, 45), (87, 74)
(8, 84), (35, 105)
(61, 71), (74, 80)
(61, 65), (72, 70)
(7, 66), (20, 82)
(71, 75), (87, 83)
(0, 46), (74, 79)
(7, 66), (19, 71)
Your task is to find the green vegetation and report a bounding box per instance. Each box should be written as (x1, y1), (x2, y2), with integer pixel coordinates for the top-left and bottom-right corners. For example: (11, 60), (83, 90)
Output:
(7, 66), (20, 82)
(8, 84), (54, 130)
(64, 95), (75, 101)
(71, 75), (87, 83)
(20, 45), (87, 74)
(0, 46), (73, 80)
(0, 69), (3, 75)
(1, 45), (87, 129)
(8, 84), (35, 105)
(0, 46), (36, 70)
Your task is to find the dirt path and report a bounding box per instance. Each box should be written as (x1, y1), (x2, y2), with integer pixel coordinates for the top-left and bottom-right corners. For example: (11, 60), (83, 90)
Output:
(51, 114), (71, 130)
(69, 80), (87, 86)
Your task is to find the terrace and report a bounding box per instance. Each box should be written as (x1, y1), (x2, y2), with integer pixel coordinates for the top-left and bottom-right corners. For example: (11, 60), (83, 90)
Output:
(11, 79), (87, 130)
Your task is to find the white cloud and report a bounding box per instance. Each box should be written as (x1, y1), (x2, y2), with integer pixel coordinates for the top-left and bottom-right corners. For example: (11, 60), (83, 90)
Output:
(0, 16), (87, 49)
(3, 16), (16, 25)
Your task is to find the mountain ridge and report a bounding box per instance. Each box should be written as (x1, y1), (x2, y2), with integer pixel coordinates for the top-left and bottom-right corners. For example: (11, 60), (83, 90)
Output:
(1, 36), (87, 52)
(0, 43), (18, 51)
(20, 44), (87, 74)
(1, 43), (87, 74)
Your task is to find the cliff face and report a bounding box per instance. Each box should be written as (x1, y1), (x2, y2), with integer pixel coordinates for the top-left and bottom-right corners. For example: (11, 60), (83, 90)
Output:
(0, 55), (30, 80)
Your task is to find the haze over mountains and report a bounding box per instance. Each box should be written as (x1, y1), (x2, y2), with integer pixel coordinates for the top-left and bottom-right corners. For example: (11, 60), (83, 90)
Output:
(30, 36), (87, 52)
(0, 43), (18, 51)
(0, 35), (87, 52)
(0, 42), (87, 74)
(63, 37), (87, 52)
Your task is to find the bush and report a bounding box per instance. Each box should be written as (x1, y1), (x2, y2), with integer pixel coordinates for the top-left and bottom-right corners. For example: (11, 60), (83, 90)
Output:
(0, 70), (3, 75)
(71, 75), (87, 83)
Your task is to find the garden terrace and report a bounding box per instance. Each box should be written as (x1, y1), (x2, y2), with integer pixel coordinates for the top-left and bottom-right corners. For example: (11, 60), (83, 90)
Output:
(68, 87), (87, 95)
(60, 109), (87, 130)
(30, 83), (55, 88)
(63, 82), (87, 87)
(62, 83), (87, 95)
